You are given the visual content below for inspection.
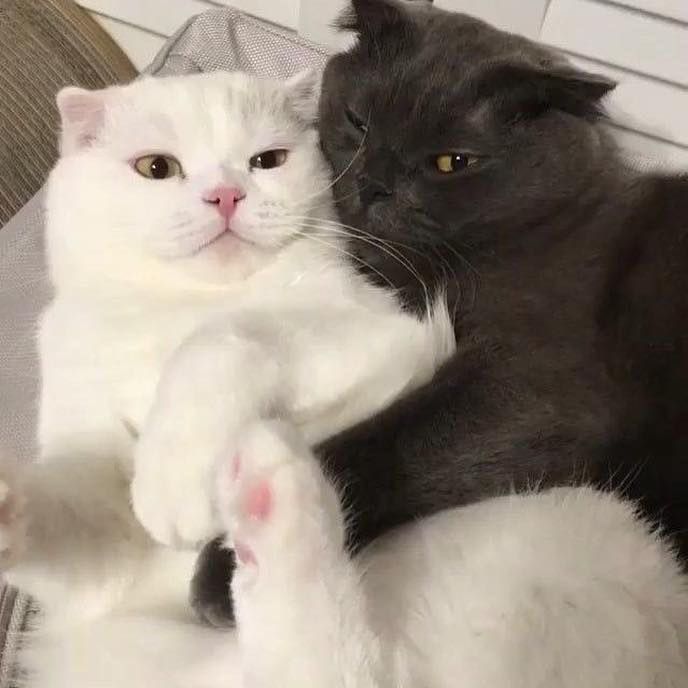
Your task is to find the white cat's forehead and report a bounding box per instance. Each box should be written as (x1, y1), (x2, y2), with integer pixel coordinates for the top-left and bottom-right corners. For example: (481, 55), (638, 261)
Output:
(102, 73), (302, 154)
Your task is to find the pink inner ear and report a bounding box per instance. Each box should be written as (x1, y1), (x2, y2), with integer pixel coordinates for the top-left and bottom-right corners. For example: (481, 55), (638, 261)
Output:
(56, 88), (106, 151)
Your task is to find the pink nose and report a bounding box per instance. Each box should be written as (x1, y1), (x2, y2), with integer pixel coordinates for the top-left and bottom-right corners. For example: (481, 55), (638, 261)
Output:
(203, 186), (245, 221)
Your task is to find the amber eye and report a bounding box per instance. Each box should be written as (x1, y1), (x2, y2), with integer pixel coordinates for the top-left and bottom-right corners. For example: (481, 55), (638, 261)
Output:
(133, 154), (183, 180)
(249, 149), (289, 170)
(345, 107), (368, 133)
(434, 153), (475, 174)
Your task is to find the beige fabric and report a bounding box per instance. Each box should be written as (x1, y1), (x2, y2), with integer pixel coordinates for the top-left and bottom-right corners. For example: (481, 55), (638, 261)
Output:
(0, 0), (137, 226)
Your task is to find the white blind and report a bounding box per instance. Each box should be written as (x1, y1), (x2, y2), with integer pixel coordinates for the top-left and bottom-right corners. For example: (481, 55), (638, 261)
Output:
(435, 0), (549, 39)
(612, 0), (688, 23)
(541, 0), (688, 167)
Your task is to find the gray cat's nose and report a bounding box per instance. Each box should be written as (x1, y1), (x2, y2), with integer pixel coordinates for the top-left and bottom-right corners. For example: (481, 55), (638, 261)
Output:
(357, 174), (392, 206)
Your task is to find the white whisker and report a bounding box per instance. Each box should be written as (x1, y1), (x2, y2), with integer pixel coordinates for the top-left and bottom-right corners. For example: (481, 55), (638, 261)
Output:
(292, 229), (397, 290)
(290, 115), (371, 208)
(283, 215), (430, 303)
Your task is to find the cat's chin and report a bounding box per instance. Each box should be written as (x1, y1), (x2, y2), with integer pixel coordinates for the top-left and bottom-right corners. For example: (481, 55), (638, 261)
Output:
(192, 227), (242, 259)
(180, 234), (269, 286)
(178, 221), (246, 259)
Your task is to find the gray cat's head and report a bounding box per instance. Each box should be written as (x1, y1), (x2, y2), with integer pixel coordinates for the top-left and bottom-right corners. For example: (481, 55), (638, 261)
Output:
(319, 0), (617, 253)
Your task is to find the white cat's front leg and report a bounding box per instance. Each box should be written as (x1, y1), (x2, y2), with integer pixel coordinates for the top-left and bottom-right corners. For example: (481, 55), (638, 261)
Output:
(284, 303), (455, 444)
(131, 331), (282, 548)
(217, 421), (387, 688)
(0, 454), (151, 620)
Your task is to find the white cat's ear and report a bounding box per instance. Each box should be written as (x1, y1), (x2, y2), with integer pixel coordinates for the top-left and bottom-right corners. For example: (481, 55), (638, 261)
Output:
(56, 86), (107, 154)
(285, 69), (323, 124)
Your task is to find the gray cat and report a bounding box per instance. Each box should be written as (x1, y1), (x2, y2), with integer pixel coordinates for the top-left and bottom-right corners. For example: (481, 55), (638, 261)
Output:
(192, 0), (688, 626)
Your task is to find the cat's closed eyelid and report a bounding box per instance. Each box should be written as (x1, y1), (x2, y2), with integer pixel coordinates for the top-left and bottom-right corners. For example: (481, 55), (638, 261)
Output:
(344, 106), (369, 134)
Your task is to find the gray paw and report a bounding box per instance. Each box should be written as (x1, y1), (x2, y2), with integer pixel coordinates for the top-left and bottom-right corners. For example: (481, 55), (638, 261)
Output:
(190, 537), (236, 629)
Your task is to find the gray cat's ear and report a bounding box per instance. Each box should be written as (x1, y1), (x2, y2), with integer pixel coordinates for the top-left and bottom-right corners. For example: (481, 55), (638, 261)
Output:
(338, 0), (412, 39)
(478, 62), (617, 121)
(285, 69), (323, 124)
(56, 86), (107, 154)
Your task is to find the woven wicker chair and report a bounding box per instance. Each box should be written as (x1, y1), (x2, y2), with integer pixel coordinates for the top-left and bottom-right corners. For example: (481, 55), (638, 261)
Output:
(0, 0), (136, 226)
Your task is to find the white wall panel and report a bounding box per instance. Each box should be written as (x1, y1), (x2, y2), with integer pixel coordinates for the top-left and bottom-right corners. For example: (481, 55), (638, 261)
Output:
(435, 0), (550, 39)
(298, 0), (353, 52)
(79, 0), (208, 36)
(612, 0), (688, 23)
(91, 14), (166, 71)
(211, 0), (300, 30)
(542, 0), (687, 86)
(567, 55), (688, 147)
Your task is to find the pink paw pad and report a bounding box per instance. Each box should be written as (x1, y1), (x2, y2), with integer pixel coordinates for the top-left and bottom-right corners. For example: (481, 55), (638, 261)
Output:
(242, 480), (272, 522)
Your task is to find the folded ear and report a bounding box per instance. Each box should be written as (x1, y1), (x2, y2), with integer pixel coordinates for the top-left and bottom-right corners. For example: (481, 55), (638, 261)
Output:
(337, 0), (414, 42)
(477, 61), (617, 121)
(56, 86), (107, 154)
(285, 69), (323, 124)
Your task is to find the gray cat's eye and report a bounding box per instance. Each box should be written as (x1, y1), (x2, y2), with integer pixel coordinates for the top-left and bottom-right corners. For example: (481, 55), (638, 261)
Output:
(433, 153), (477, 174)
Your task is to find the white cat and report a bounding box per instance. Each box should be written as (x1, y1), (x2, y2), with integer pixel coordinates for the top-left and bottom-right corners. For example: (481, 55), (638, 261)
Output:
(0, 69), (453, 685)
(0, 70), (686, 688)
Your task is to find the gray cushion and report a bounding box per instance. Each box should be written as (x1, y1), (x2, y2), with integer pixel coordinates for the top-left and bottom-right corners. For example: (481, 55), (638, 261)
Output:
(146, 8), (327, 77)
(0, 191), (48, 465)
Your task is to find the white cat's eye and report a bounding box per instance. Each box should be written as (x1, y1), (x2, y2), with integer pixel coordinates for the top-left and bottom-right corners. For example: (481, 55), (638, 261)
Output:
(249, 149), (289, 170)
(133, 154), (183, 180)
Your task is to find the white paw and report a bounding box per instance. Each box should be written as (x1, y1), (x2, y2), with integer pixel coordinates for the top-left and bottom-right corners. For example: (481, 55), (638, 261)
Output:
(131, 416), (220, 548)
(217, 421), (344, 584)
(130, 333), (263, 548)
(0, 467), (27, 569)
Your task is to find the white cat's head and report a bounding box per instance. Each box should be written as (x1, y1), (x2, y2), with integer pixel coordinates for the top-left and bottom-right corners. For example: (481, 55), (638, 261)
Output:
(46, 71), (332, 293)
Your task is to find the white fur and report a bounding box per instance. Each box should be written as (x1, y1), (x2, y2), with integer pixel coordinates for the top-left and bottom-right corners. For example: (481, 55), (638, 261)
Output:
(1, 71), (686, 687)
